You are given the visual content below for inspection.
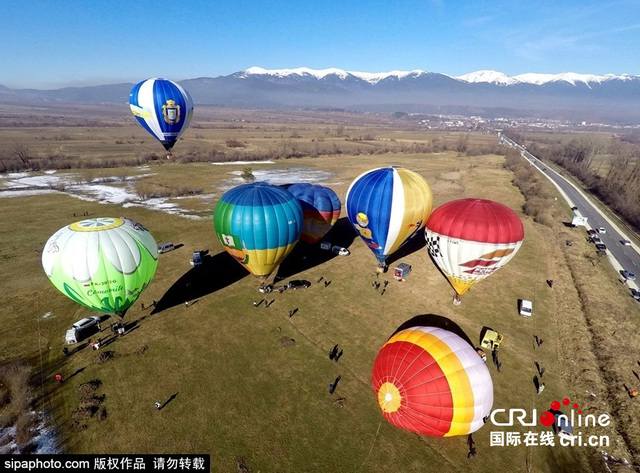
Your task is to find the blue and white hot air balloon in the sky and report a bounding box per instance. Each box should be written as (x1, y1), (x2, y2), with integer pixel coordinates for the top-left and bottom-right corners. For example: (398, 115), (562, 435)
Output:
(129, 78), (193, 157)
(346, 166), (434, 266)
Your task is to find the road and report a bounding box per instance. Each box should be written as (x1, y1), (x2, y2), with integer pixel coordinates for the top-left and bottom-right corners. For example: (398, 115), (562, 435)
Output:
(501, 136), (639, 295)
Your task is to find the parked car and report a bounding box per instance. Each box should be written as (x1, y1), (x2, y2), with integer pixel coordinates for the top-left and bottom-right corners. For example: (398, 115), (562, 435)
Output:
(157, 242), (175, 254)
(288, 280), (311, 290)
(621, 240), (632, 246)
(571, 206), (578, 211)
(190, 251), (203, 266)
(591, 236), (602, 244)
(621, 270), (636, 281)
(65, 316), (101, 344)
(595, 243), (607, 251)
(553, 412), (574, 439)
(631, 289), (640, 301)
(519, 299), (532, 317)
(597, 227), (606, 234)
(587, 229), (597, 236)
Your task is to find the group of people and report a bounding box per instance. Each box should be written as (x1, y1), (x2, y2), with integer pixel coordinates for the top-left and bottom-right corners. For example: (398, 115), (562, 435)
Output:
(329, 344), (343, 363)
(371, 279), (389, 296)
(534, 334), (546, 394)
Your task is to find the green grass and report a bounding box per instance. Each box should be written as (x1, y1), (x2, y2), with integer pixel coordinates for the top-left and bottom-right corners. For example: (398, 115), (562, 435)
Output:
(1, 137), (629, 471)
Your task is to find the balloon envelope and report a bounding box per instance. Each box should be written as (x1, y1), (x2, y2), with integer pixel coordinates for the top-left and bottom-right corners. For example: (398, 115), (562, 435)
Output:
(213, 183), (303, 283)
(42, 218), (158, 315)
(372, 325), (493, 437)
(129, 78), (194, 151)
(345, 166), (433, 264)
(425, 198), (524, 295)
(287, 183), (341, 245)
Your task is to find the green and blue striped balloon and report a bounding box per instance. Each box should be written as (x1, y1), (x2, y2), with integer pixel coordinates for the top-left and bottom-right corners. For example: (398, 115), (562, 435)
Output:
(213, 183), (303, 284)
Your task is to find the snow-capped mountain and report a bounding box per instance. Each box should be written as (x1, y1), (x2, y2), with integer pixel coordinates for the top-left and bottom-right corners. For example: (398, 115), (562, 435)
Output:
(238, 66), (429, 84)
(1, 67), (639, 122)
(454, 70), (520, 86)
(239, 66), (638, 87)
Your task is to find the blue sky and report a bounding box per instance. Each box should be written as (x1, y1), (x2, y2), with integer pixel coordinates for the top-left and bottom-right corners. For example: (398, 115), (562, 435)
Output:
(6, 0), (640, 88)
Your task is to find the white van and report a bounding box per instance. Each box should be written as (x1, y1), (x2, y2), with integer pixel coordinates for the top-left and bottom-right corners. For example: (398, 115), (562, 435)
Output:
(519, 300), (533, 317)
(65, 316), (101, 344)
(158, 242), (175, 254)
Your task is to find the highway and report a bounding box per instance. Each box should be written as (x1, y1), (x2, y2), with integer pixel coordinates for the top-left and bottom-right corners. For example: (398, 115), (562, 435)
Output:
(501, 136), (639, 295)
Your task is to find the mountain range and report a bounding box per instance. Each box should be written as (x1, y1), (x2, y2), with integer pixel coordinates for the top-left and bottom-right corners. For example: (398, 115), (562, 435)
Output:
(3, 67), (640, 123)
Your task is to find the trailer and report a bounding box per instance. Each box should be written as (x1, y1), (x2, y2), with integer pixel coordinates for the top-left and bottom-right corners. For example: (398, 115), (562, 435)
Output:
(394, 263), (412, 281)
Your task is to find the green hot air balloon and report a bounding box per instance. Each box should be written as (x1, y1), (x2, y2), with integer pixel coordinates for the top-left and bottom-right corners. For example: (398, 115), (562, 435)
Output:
(42, 217), (158, 316)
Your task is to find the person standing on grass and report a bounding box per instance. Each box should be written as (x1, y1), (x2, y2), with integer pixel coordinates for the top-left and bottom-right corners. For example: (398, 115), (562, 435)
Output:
(55, 374), (63, 384)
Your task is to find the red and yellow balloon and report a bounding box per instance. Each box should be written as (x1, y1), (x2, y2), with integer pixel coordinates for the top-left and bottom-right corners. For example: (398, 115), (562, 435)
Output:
(372, 326), (493, 437)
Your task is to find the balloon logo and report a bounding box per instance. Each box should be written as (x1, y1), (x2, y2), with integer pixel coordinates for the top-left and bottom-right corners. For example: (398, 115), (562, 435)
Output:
(286, 183), (341, 245)
(372, 325), (493, 437)
(425, 199), (524, 295)
(42, 217), (158, 315)
(129, 78), (194, 154)
(213, 183), (303, 284)
(346, 166), (433, 265)
(356, 213), (369, 227)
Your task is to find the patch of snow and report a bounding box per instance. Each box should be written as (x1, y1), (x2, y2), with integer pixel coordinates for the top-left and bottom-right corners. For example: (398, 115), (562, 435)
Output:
(0, 172), (203, 220)
(513, 72), (633, 86)
(349, 70), (426, 84)
(42, 311), (53, 319)
(240, 67), (349, 80)
(455, 70), (520, 86)
(210, 160), (275, 165)
(0, 412), (60, 454)
(220, 168), (335, 191)
(44, 170), (57, 175)
(0, 425), (17, 454)
(89, 173), (155, 184)
(1, 172), (30, 179)
(240, 66), (427, 84)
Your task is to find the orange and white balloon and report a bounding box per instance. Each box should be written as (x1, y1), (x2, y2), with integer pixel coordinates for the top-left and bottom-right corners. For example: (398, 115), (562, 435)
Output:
(372, 326), (493, 437)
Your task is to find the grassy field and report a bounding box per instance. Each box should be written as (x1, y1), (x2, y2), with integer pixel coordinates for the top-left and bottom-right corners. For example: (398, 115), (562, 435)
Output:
(1, 111), (639, 472)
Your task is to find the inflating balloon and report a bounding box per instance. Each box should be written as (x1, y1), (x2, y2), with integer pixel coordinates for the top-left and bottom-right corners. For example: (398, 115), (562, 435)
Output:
(287, 183), (341, 245)
(372, 325), (493, 437)
(213, 183), (303, 284)
(42, 218), (158, 315)
(129, 78), (193, 155)
(345, 166), (433, 265)
(425, 198), (524, 295)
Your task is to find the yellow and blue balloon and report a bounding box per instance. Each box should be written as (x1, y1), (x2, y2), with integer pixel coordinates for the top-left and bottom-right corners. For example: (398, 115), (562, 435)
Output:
(213, 183), (303, 284)
(345, 166), (433, 264)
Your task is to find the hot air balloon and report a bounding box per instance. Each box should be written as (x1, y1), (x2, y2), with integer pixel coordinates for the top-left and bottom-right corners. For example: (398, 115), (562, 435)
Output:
(286, 183), (341, 245)
(129, 78), (194, 158)
(372, 325), (493, 437)
(345, 166), (433, 266)
(42, 217), (158, 316)
(213, 183), (303, 286)
(425, 198), (524, 297)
